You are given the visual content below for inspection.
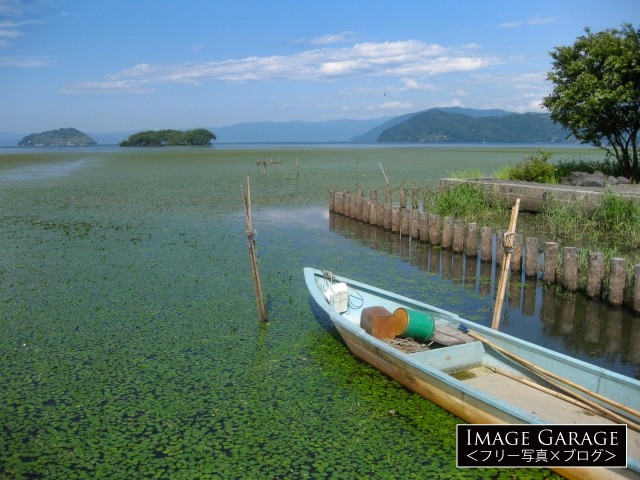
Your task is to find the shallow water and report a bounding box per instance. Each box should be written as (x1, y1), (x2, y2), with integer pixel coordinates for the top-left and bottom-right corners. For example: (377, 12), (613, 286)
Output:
(0, 146), (609, 479)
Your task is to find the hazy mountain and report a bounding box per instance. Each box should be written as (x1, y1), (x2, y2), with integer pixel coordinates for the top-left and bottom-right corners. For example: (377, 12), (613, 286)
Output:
(210, 118), (391, 143)
(349, 112), (419, 143)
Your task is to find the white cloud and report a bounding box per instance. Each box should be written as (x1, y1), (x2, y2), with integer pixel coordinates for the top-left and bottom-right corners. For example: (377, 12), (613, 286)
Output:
(293, 31), (354, 46)
(305, 31), (355, 46)
(62, 40), (501, 94)
(0, 0), (50, 51)
(378, 101), (414, 110)
(0, 54), (53, 67)
(500, 15), (557, 29)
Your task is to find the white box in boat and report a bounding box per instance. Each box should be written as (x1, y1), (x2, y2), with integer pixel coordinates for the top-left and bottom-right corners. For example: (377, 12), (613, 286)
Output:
(324, 282), (349, 313)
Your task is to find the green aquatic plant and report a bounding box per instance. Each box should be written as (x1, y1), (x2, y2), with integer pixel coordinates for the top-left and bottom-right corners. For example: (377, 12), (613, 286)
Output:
(1, 147), (572, 480)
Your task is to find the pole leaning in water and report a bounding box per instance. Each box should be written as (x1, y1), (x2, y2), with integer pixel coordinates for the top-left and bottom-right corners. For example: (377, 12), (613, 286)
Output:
(491, 198), (520, 330)
(241, 176), (268, 322)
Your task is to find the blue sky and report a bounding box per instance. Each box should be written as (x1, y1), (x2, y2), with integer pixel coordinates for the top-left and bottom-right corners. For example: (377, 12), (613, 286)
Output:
(1, 0), (638, 134)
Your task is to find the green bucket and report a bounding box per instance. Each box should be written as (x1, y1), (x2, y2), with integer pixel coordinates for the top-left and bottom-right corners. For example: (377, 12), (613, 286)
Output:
(395, 308), (435, 342)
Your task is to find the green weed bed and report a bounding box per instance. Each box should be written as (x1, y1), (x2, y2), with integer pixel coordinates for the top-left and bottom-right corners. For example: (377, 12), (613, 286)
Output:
(0, 146), (598, 479)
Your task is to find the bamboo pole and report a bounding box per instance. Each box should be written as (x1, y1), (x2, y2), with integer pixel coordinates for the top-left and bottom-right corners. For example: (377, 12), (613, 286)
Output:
(241, 176), (268, 323)
(468, 329), (640, 422)
(491, 366), (640, 432)
(491, 198), (520, 330)
(379, 162), (390, 186)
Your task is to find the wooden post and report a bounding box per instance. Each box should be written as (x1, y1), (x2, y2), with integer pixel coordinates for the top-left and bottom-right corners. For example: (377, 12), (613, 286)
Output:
(391, 207), (400, 233)
(411, 187), (419, 210)
(524, 237), (539, 278)
(377, 202), (385, 227)
(351, 193), (358, 219)
(419, 212), (429, 242)
(562, 247), (578, 291)
(344, 193), (351, 218)
(369, 200), (378, 225)
(442, 216), (454, 249)
(609, 258), (626, 306)
(429, 214), (441, 245)
(452, 220), (465, 253)
(495, 230), (506, 267)
(400, 208), (410, 235)
(411, 210), (420, 239)
(465, 223), (478, 257)
(383, 204), (392, 230)
(542, 242), (558, 283)
(510, 233), (523, 272)
(241, 176), (268, 323)
(480, 227), (492, 262)
(586, 252), (605, 299)
(335, 191), (343, 215)
(362, 199), (370, 223)
(399, 189), (407, 209)
(492, 198), (520, 330)
(384, 188), (392, 205)
(356, 195), (364, 221)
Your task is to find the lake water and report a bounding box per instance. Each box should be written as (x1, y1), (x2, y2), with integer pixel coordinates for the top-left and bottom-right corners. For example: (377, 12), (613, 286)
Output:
(0, 145), (628, 479)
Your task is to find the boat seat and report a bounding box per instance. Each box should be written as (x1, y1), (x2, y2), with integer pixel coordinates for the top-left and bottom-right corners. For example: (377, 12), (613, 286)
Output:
(432, 324), (478, 346)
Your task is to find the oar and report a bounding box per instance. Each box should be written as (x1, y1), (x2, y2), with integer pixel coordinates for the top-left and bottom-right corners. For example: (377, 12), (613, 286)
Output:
(467, 329), (640, 421)
(491, 198), (520, 330)
(491, 366), (640, 432)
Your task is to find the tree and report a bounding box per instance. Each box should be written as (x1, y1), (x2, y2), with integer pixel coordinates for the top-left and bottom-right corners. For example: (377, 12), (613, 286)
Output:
(119, 128), (216, 147)
(542, 24), (640, 181)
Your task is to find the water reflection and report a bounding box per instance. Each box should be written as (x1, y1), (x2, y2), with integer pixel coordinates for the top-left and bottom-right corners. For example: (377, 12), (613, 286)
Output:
(0, 158), (91, 181)
(329, 212), (640, 380)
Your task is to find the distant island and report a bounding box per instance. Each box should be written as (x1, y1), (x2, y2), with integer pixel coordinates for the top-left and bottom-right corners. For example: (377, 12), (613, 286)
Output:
(18, 128), (98, 146)
(119, 129), (216, 147)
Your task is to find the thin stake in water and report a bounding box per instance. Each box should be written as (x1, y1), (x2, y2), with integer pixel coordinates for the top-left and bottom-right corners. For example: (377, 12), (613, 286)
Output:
(241, 176), (268, 322)
(491, 198), (520, 330)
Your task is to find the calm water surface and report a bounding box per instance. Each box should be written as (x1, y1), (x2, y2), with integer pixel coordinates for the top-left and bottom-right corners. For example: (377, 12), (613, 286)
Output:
(0, 146), (616, 479)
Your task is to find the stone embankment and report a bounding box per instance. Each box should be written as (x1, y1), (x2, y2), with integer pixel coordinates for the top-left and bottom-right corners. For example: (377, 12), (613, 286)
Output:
(440, 174), (640, 214)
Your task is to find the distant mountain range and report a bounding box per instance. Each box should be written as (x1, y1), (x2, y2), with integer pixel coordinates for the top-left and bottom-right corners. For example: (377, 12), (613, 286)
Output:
(375, 108), (572, 143)
(0, 107), (575, 146)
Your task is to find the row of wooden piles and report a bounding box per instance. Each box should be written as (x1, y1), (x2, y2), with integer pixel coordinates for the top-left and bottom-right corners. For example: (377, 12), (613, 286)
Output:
(329, 188), (640, 314)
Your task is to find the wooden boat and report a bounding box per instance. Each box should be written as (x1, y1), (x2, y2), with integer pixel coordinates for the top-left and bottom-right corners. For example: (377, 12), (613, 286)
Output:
(304, 267), (640, 480)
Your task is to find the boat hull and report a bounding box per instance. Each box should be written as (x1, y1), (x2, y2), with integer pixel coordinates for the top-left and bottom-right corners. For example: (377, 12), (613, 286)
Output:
(305, 267), (640, 480)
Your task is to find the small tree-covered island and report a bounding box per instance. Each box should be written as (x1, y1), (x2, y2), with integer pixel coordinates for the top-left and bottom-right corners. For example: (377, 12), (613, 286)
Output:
(119, 128), (216, 147)
(18, 128), (97, 146)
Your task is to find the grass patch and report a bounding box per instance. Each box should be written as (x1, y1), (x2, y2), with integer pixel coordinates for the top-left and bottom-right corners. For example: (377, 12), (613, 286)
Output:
(539, 190), (640, 250)
(430, 183), (511, 227)
(495, 149), (559, 183)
